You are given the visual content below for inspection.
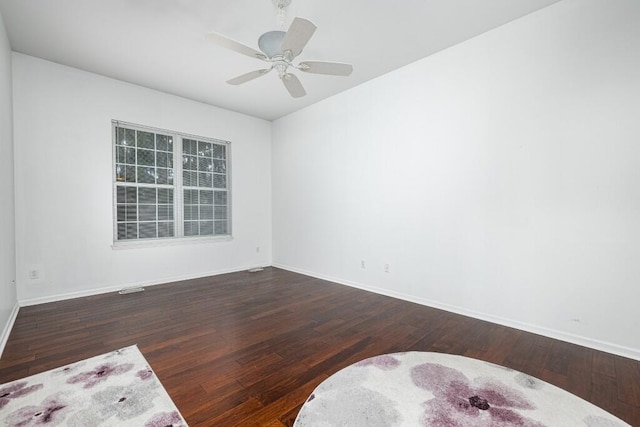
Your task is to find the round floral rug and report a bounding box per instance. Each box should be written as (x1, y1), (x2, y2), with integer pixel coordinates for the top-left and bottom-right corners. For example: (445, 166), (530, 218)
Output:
(294, 352), (629, 427)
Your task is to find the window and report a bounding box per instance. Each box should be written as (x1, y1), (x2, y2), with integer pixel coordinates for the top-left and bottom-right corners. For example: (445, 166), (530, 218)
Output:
(113, 121), (230, 243)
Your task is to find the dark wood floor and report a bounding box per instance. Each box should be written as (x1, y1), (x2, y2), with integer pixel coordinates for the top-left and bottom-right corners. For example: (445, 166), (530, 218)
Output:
(1, 267), (639, 426)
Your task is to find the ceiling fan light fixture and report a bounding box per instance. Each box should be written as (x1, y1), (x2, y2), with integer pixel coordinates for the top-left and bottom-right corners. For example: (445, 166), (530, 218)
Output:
(258, 31), (286, 58)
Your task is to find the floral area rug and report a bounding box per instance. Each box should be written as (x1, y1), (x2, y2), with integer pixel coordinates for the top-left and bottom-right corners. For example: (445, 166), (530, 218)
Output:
(0, 345), (187, 426)
(295, 351), (629, 427)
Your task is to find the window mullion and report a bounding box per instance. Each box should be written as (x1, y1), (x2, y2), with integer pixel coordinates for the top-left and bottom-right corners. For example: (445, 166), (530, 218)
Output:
(174, 135), (184, 238)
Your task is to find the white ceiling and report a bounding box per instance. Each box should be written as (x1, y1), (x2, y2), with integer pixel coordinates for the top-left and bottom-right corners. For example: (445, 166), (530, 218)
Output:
(0, 0), (561, 121)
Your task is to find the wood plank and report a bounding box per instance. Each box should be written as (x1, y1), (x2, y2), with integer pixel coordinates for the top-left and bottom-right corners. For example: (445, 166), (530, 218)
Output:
(591, 372), (619, 415)
(593, 351), (616, 378)
(566, 343), (593, 401)
(614, 355), (640, 407)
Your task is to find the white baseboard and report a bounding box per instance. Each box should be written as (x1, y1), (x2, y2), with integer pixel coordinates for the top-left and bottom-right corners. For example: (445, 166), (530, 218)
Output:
(272, 263), (640, 362)
(18, 264), (265, 307)
(0, 302), (20, 358)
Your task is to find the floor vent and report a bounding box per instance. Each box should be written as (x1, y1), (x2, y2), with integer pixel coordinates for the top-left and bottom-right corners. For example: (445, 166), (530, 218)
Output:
(118, 287), (145, 295)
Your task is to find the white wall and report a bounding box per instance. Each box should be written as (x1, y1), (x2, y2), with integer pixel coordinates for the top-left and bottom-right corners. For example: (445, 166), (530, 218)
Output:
(13, 54), (272, 304)
(272, 0), (640, 359)
(0, 9), (18, 353)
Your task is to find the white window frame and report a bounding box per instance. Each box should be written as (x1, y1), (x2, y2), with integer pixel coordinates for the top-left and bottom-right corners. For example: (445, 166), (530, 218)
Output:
(112, 120), (232, 247)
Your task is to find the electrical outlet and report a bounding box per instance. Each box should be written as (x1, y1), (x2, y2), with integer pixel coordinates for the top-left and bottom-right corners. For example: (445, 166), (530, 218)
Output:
(256, 246), (260, 253)
(384, 263), (390, 273)
(360, 260), (365, 268)
(28, 264), (43, 282)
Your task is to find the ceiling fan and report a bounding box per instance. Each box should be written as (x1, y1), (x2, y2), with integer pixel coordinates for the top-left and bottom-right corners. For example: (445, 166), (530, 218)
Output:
(206, 0), (353, 98)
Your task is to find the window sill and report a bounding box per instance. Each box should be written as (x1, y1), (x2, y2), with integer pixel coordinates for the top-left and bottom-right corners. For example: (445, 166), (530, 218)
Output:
(111, 235), (233, 250)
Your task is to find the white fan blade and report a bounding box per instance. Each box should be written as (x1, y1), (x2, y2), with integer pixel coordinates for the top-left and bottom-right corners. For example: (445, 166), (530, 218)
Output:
(299, 61), (353, 77)
(227, 68), (272, 85)
(206, 32), (267, 61)
(282, 73), (306, 98)
(281, 18), (317, 58)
